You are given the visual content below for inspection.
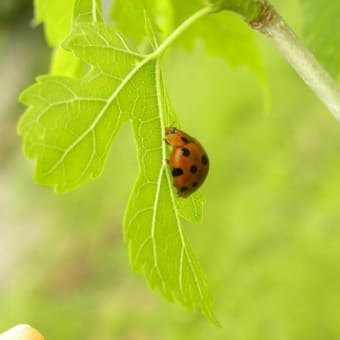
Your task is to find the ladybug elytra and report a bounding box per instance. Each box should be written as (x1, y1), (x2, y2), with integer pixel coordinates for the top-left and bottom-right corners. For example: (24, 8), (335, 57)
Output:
(165, 127), (209, 197)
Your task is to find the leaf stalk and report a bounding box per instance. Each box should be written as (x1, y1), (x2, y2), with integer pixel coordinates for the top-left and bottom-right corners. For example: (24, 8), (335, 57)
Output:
(150, 6), (212, 59)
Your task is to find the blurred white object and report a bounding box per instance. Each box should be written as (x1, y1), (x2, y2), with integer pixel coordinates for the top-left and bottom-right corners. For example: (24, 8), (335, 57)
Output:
(0, 325), (44, 340)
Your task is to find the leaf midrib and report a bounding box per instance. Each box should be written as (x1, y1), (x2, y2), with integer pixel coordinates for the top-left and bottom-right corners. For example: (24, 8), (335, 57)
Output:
(154, 61), (204, 302)
(41, 6), (212, 177)
(43, 49), (153, 176)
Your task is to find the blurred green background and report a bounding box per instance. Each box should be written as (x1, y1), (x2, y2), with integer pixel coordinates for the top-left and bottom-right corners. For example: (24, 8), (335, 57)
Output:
(1, 1), (340, 339)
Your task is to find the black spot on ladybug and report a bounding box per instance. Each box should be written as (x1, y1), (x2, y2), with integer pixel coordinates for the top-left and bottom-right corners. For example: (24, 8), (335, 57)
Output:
(201, 155), (208, 166)
(190, 165), (198, 174)
(192, 182), (198, 188)
(172, 168), (184, 177)
(182, 148), (190, 156)
(180, 186), (189, 192)
(181, 136), (189, 144)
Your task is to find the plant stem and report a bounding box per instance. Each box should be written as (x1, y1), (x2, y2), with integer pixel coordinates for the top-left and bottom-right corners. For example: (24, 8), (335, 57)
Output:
(259, 8), (340, 121)
(210, 0), (340, 120)
(153, 0), (340, 120)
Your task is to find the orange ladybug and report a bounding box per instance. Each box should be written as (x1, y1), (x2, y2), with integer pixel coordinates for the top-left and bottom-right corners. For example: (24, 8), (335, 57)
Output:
(165, 127), (209, 197)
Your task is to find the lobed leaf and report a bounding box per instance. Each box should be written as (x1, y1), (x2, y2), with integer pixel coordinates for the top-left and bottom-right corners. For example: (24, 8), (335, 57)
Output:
(19, 24), (144, 192)
(125, 61), (218, 325)
(19, 19), (217, 323)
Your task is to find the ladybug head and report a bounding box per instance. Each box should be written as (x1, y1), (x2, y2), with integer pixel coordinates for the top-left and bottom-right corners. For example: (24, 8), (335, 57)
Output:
(165, 127), (192, 147)
(165, 127), (177, 135)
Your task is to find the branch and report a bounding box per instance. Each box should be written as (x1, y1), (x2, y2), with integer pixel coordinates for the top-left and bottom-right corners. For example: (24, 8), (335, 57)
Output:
(209, 0), (340, 121)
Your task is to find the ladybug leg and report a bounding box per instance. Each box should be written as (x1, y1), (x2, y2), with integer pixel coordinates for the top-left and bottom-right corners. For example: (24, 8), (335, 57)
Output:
(164, 137), (170, 145)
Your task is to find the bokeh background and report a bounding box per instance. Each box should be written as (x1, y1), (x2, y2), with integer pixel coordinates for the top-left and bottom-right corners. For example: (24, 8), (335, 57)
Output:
(1, 0), (340, 339)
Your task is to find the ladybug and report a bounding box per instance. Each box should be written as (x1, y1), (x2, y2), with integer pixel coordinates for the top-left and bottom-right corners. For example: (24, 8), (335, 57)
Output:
(165, 127), (209, 197)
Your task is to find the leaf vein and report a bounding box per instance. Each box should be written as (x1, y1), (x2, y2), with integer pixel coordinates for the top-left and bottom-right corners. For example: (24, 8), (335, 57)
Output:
(150, 164), (166, 289)
(41, 55), (153, 177)
(155, 60), (204, 303)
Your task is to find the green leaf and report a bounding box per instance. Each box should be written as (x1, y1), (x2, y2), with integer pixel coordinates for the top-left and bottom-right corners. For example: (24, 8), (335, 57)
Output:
(35, 0), (104, 77)
(301, 0), (340, 78)
(19, 24), (142, 192)
(34, 0), (77, 46)
(50, 47), (85, 78)
(170, 0), (263, 73)
(19, 18), (217, 323)
(125, 62), (218, 325)
(73, 0), (104, 24)
(34, 0), (103, 46)
(55, 0), (105, 77)
(110, 0), (174, 45)
(110, 0), (263, 74)
(178, 192), (205, 224)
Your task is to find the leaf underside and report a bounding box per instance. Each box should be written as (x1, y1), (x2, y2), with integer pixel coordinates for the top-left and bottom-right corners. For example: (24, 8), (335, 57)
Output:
(125, 60), (217, 323)
(19, 18), (217, 324)
(111, 0), (264, 75)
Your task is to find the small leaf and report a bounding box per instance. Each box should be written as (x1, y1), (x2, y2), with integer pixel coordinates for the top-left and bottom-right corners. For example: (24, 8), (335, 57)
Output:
(34, 0), (103, 47)
(35, 0), (104, 77)
(301, 0), (340, 78)
(34, 0), (77, 46)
